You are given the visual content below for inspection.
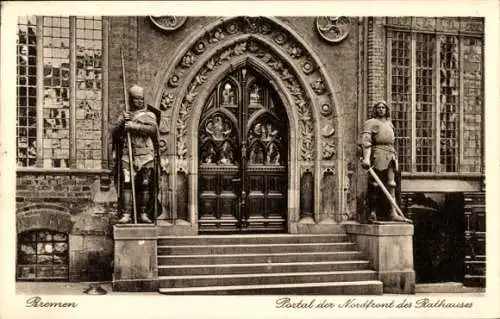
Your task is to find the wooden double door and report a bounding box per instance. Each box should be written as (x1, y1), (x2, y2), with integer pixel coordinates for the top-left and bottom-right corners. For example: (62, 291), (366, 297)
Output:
(198, 68), (288, 233)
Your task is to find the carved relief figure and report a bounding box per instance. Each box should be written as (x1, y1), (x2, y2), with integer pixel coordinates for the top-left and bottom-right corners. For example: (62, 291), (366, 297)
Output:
(248, 121), (282, 166)
(249, 146), (264, 164)
(249, 84), (261, 104)
(219, 141), (234, 165)
(181, 51), (195, 68)
(203, 144), (216, 164)
(222, 83), (235, 105)
(266, 142), (281, 165)
(359, 100), (410, 223)
(206, 115), (231, 141)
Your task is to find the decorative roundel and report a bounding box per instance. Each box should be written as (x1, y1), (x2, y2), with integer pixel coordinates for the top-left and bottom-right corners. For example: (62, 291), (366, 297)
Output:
(149, 16), (187, 31)
(302, 60), (315, 75)
(315, 16), (350, 44)
(193, 40), (206, 55)
(320, 103), (333, 117)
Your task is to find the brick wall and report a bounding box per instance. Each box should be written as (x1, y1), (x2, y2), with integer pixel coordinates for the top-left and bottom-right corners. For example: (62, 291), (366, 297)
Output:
(16, 172), (117, 282)
(367, 17), (387, 111)
(16, 173), (95, 202)
(108, 16), (139, 126)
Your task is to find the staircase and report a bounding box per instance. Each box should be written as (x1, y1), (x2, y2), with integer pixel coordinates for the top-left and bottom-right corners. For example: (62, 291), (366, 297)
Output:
(157, 233), (383, 295)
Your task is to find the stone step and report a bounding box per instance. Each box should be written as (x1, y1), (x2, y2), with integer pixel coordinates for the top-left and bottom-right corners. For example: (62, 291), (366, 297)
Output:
(159, 280), (383, 295)
(158, 251), (364, 265)
(158, 234), (349, 246)
(159, 270), (378, 288)
(158, 260), (371, 276)
(158, 242), (357, 255)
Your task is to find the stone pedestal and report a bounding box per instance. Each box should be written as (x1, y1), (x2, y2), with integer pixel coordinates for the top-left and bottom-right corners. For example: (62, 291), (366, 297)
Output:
(112, 225), (158, 292)
(345, 223), (415, 294)
(289, 222), (345, 234)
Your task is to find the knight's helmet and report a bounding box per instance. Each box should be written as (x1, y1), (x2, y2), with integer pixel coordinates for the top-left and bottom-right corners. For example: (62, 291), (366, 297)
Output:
(128, 84), (144, 99)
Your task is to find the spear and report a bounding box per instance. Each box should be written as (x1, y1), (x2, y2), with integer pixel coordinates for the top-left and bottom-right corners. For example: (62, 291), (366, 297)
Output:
(121, 47), (138, 224)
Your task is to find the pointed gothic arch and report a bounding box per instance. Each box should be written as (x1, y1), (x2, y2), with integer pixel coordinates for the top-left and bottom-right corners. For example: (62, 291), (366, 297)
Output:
(152, 17), (345, 231)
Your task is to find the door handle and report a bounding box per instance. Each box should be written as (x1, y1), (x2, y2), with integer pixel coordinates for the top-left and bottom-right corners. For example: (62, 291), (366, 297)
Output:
(232, 178), (241, 183)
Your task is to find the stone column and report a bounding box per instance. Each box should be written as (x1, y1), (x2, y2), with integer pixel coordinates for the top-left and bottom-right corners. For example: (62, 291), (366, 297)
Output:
(345, 223), (415, 294)
(112, 225), (158, 292)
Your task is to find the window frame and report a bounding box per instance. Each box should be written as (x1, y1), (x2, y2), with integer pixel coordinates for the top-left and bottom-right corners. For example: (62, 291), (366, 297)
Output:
(386, 24), (484, 177)
(16, 16), (109, 172)
(17, 229), (70, 281)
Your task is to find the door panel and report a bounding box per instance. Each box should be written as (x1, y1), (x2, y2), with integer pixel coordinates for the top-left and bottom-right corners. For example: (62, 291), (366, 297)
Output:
(198, 68), (288, 233)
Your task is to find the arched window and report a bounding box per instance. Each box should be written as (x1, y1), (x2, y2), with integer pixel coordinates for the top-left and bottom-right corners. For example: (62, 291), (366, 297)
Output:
(17, 229), (69, 280)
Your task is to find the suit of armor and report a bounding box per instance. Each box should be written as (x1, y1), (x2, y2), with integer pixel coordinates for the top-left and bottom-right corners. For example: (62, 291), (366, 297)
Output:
(359, 101), (402, 222)
(113, 85), (160, 224)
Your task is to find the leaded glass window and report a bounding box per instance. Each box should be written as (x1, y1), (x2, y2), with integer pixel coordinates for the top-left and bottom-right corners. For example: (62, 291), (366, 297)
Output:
(17, 230), (69, 280)
(17, 16), (38, 167)
(390, 31), (412, 172)
(16, 16), (104, 169)
(387, 21), (483, 174)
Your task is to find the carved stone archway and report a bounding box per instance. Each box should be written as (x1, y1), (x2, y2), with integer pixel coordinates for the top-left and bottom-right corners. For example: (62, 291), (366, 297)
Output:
(153, 17), (344, 231)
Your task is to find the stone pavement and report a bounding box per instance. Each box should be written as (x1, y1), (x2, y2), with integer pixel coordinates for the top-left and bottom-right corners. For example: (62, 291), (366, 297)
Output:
(16, 282), (485, 296)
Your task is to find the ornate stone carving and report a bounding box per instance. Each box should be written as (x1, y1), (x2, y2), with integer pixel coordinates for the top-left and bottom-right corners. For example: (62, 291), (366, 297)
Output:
(315, 17), (350, 44)
(172, 40), (315, 161)
(322, 141), (336, 160)
(320, 103), (333, 117)
(437, 17), (460, 32)
(311, 77), (326, 95)
(225, 22), (239, 35)
(208, 28), (225, 43)
(287, 43), (303, 59)
(460, 18), (484, 33)
(180, 51), (195, 68)
(193, 40), (206, 55)
(302, 60), (315, 75)
(149, 16), (187, 31)
(414, 17), (436, 30)
(260, 22), (272, 35)
(159, 117), (171, 134)
(168, 73), (181, 88)
(159, 17), (340, 164)
(273, 32), (287, 45)
(387, 17), (412, 27)
(222, 83), (236, 105)
(248, 121), (282, 165)
(160, 92), (174, 110)
(159, 138), (168, 154)
(200, 114), (236, 165)
(321, 124), (335, 137)
(243, 17), (259, 33)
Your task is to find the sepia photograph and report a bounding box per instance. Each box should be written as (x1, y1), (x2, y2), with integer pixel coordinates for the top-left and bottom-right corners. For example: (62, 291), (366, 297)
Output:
(1, 1), (499, 319)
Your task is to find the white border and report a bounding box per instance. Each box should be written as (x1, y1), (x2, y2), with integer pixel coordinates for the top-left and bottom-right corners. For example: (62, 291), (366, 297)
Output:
(1, 1), (499, 319)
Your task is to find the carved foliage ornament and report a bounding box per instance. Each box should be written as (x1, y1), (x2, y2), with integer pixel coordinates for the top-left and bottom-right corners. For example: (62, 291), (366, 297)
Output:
(159, 17), (339, 164)
(174, 40), (315, 162)
(149, 16), (187, 31)
(315, 17), (350, 44)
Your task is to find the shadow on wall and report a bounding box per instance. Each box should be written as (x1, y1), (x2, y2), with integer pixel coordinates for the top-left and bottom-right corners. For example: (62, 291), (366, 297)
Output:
(408, 192), (465, 284)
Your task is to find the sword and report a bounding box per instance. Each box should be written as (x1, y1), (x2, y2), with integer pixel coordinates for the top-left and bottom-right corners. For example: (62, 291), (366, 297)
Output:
(367, 166), (411, 223)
